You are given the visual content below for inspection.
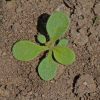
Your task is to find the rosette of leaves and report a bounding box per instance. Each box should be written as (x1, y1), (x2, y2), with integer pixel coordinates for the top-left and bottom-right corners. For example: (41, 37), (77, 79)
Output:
(12, 11), (75, 81)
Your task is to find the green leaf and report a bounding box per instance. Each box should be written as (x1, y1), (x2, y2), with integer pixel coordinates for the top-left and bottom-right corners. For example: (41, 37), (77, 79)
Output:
(38, 51), (58, 81)
(37, 34), (46, 44)
(46, 11), (70, 41)
(12, 40), (48, 61)
(58, 39), (68, 47)
(53, 46), (75, 65)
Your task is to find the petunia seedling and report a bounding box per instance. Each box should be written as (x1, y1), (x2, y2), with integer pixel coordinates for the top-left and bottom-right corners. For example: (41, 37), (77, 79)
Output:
(12, 11), (76, 81)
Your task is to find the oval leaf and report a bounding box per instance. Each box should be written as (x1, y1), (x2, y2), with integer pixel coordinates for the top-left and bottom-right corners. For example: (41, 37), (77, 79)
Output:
(46, 11), (70, 41)
(58, 39), (68, 47)
(38, 52), (58, 81)
(53, 46), (75, 65)
(37, 34), (46, 44)
(12, 40), (48, 61)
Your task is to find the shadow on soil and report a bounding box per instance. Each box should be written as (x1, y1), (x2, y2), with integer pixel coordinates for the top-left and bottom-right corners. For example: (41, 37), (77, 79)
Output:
(35, 13), (50, 76)
(35, 13), (50, 45)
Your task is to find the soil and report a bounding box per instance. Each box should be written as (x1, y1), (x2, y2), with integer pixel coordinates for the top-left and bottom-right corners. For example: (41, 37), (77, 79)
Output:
(0, 0), (100, 100)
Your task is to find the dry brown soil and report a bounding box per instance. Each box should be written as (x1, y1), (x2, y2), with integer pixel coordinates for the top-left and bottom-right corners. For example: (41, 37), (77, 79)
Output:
(0, 0), (100, 100)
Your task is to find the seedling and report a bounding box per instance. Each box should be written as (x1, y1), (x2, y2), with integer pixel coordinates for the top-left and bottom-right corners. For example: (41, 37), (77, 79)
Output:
(12, 11), (76, 81)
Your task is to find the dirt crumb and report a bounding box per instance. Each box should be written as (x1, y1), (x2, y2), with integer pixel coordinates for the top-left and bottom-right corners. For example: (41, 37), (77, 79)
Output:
(74, 74), (96, 97)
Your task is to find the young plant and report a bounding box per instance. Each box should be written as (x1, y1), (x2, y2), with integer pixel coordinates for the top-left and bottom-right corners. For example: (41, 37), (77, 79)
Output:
(12, 11), (76, 81)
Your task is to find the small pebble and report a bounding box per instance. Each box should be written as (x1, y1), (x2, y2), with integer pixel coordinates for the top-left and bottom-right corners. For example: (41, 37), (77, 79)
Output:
(50, 80), (55, 83)
(83, 81), (88, 85)
(42, 94), (45, 98)
(2, 52), (7, 56)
